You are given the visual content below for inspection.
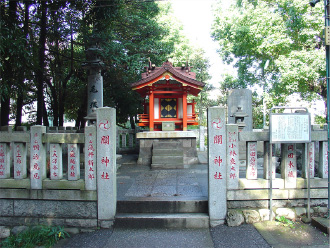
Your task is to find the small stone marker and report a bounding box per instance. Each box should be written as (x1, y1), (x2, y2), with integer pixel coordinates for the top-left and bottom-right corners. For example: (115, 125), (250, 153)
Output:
(0, 143), (10, 178)
(226, 124), (239, 189)
(246, 142), (257, 179)
(85, 125), (97, 190)
(302, 142), (315, 179)
(68, 144), (80, 180)
(97, 107), (117, 225)
(50, 144), (63, 180)
(319, 141), (329, 178)
(14, 143), (27, 179)
(30, 126), (46, 189)
(281, 143), (297, 188)
(208, 106), (227, 226)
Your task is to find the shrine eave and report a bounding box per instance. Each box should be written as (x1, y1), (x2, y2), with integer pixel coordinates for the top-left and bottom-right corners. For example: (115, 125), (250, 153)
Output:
(131, 61), (205, 91)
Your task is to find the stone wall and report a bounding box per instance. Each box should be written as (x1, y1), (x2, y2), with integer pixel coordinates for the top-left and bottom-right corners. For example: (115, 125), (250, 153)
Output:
(0, 190), (97, 229)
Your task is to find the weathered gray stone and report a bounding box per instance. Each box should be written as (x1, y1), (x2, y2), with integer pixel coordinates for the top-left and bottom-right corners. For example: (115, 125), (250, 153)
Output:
(281, 144), (297, 188)
(64, 227), (80, 235)
(302, 143), (315, 178)
(14, 200), (97, 218)
(87, 68), (103, 117)
(0, 226), (10, 239)
(11, 225), (28, 235)
(67, 144), (80, 180)
(85, 125), (97, 190)
(228, 89), (253, 131)
(0, 143), (11, 179)
(13, 143), (27, 179)
(0, 217), (38, 226)
(242, 210), (260, 224)
(50, 143), (63, 180)
(258, 209), (275, 221)
(208, 107), (227, 226)
(319, 141), (329, 178)
(199, 126), (205, 151)
(97, 107), (117, 221)
(275, 208), (296, 220)
(246, 142), (257, 179)
(263, 142), (276, 179)
(226, 124), (239, 189)
(226, 210), (244, 226)
(65, 218), (98, 228)
(30, 126), (47, 189)
(0, 199), (13, 216)
(295, 207), (307, 217)
(99, 220), (114, 229)
(313, 206), (328, 214)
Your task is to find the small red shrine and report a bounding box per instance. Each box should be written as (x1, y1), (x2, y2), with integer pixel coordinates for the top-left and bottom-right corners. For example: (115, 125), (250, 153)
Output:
(131, 61), (205, 131)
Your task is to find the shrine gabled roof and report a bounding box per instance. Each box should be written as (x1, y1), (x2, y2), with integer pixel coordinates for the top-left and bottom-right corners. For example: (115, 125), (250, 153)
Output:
(131, 61), (206, 90)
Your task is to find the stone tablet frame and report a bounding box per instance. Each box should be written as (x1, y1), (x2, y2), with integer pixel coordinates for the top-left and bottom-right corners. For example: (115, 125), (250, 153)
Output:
(270, 109), (311, 144)
(269, 107), (312, 220)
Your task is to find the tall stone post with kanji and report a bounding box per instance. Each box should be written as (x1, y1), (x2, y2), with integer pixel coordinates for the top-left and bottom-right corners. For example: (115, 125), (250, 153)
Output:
(83, 40), (105, 122)
(208, 107), (227, 226)
(97, 107), (116, 228)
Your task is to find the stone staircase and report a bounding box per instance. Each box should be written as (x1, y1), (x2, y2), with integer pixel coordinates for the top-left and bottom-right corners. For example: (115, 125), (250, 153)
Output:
(115, 198), (209, 228)
(151, 141), (184, 169)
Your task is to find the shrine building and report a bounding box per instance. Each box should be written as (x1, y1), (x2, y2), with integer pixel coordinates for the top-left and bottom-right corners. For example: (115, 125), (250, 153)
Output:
(131, 60), (205, 131)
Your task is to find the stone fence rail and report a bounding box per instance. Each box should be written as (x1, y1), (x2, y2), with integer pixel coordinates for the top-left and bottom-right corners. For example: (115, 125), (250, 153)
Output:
(226, 125), (329, 210)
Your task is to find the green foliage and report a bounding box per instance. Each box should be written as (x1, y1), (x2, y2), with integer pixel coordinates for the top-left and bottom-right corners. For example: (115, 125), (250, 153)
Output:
(212, 0), (326, 111)
(0, 225), (69, 248)
(0, 0), (211, 127)
(314, 115), (326, 125)
(276, 216), (295, 228)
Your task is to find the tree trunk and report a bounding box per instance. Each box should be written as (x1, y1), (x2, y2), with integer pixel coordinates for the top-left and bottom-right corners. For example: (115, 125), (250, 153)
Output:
(36, 1), (47, 125)
(0, 97), (10, 127)
(15, 1), (30, 129)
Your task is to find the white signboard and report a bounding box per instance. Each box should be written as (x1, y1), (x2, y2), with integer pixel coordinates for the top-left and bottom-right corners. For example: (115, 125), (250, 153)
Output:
(270, 113), (311, 143)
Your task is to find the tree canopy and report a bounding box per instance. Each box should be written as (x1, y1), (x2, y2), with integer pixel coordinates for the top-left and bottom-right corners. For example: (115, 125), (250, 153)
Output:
(212, 0), (326, 123)
(0, 0), (211, 128)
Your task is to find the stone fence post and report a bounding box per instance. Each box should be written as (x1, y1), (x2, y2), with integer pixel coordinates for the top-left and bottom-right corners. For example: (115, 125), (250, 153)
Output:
(226, 124), (239, 189)
(208, 107), (227, 226)
(30, 126), (46, 189)
(199, 126), (205, 151)
(97, 107), (116, 228)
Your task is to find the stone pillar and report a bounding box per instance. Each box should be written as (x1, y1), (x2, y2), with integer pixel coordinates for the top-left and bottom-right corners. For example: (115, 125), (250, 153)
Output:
(199, 126), (205, 151)
(0, 143), (10, 178)
(302, 142), (315, 179)
(50, 144), (63, 180)
(129, 133), (134, 148)
(319, 141), (329, 178)
(263, 142), (276, 179)
(281, 144), (297, 188)
(30, 126), (46, 189)
(14, 143), (27, 179)
(85, 125), (97, 190)
(121, 133), (126, 148)
(208, 107), (227, 226)
(246, 142), (257, 179)
(226, 124), (239, 189)
(68, 144), (80, 180)
(87, 68), (103, 117)
(97, 107), (116, 228)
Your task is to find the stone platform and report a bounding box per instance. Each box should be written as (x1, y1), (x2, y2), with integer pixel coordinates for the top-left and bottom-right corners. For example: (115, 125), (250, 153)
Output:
(136, 131), (198, 168)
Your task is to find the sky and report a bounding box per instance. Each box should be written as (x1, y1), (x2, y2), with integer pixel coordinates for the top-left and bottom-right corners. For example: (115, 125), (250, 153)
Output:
(170, 0), (233, 98)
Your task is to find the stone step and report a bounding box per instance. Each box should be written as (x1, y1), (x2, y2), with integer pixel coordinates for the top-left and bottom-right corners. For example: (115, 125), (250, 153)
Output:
(152, 148), (183, 156)
(153, 141), (181, 149)
(152, 156), (183, 165)
(117, 199), (208, 214)
(115, 213), (209, 228)
(151, 163), (185, 169)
